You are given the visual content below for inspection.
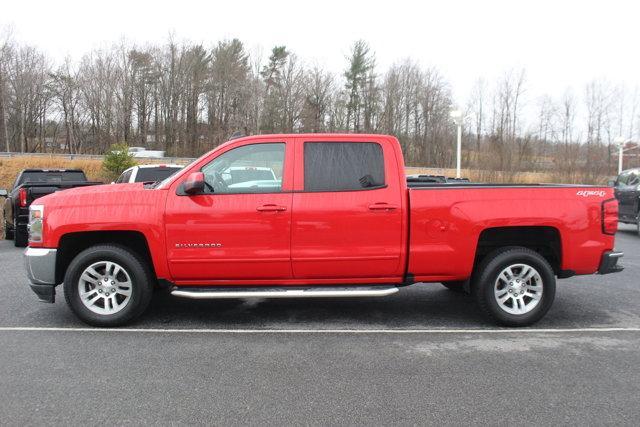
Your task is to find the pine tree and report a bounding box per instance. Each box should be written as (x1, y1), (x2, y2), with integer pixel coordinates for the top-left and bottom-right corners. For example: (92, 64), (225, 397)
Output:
(344, 40), (374, 132)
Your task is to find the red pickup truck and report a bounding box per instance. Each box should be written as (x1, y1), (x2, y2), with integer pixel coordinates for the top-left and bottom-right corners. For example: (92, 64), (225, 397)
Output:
(24, 134), (623, 327)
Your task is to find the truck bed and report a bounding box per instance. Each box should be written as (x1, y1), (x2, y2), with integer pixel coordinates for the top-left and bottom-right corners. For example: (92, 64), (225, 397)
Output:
(407, 185), (614, 281)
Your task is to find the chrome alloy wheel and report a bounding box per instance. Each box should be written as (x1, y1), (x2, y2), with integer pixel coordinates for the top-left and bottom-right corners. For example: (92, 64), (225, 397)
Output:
(77, 261), (133, 315)
(493, 263), (543, 315)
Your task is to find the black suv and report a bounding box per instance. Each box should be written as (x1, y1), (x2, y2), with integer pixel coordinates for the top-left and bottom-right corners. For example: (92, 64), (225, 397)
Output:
(614, 168), (640, 235)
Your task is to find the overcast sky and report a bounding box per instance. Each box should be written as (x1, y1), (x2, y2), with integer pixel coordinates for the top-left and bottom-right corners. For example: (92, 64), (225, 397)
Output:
(2, 0), (639, 105)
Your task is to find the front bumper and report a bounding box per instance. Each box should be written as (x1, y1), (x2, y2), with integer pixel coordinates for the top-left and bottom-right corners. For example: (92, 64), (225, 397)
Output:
(598, 251), (624, 275)
(24, 247), (57, 303)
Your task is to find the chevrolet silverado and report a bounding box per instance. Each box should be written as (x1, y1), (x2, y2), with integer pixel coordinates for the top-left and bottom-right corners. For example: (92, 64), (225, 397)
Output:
(23, 134), (623, 327)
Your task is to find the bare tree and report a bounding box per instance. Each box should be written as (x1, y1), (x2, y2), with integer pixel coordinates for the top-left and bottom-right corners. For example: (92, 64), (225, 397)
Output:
(0, 27), (13, 152)
(301, 67), (334, 132)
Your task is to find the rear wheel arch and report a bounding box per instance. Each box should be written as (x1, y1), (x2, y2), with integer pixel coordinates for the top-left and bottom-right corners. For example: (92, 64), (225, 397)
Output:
(473, 226), (562, 276)
(55, 231), (157, 285)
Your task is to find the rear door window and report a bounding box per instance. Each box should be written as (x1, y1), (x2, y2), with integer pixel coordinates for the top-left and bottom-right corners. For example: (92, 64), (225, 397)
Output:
(304, 142), (385, 191)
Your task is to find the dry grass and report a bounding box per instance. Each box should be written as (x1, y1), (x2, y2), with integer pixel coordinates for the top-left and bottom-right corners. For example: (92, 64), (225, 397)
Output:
(0, 157), (105, 190)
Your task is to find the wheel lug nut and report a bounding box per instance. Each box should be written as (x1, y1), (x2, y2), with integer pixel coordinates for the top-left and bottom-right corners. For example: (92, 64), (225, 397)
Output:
(111, 281), (115, 285)
(111, 288), (115, 292)
(98, 289), (103, 293)
(105, 292), (110, 296)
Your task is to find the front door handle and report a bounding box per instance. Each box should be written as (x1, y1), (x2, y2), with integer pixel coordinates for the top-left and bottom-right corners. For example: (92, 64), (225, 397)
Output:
(257, 204), (287, 212)
(368, 203), (398, 211)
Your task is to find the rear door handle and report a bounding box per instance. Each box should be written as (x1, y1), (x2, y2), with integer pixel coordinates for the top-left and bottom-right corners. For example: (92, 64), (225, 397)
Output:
(368, 203), (398, 211)
(257, 204), (287, 212)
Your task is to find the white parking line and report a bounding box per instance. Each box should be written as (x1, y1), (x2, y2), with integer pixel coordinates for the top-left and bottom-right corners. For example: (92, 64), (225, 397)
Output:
(0, 326), (639, 334)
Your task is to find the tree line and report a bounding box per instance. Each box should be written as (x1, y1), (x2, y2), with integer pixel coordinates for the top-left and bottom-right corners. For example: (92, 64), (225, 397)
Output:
(0, 28), (638, 182)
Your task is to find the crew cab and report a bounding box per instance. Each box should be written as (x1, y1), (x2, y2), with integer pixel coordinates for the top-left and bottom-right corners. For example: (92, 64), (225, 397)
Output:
(23, 134), (623, 327)
(3, 169), (100, 247)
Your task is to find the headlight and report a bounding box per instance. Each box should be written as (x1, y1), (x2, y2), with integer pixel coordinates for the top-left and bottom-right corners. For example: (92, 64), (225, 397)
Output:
(28, 205), (44, 243)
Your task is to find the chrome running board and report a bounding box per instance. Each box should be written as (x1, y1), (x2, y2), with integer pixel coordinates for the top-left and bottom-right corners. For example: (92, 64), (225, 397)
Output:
(171, 286), (399, 300)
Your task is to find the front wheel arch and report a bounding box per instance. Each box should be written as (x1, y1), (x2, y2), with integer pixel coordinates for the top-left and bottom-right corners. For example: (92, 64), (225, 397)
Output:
(56, 231), (156, 285)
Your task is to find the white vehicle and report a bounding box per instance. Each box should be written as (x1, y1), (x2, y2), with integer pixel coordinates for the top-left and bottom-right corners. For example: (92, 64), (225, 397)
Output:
(221, 167), (281, 190)
(127, 147), (166, 159)
(221, 166), (277, 183)
(114, 164), (183, 184)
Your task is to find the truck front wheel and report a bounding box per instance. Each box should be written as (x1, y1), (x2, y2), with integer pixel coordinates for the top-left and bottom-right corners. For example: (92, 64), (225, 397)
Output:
(472, 247), (556, 327)
(63, 244), (153, 327)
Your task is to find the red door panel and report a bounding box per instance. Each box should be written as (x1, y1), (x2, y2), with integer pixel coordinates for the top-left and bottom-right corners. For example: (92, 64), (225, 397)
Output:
(291, 190), (403, 278)
(165, 192), (293, 281)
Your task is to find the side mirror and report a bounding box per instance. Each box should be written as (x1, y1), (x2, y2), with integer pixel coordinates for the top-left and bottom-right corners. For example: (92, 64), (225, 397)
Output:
(608, 180), (616, 187)
(183, 172), (205, 195)
(0, 189), (7, 198)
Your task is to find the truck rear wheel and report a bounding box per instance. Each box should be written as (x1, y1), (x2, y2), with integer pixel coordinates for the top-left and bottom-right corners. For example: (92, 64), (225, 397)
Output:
(472, 247), (555, 327)
(3, 221), (13, 240)
(63, 244), (153, 327)
(13, 219), (27, 247)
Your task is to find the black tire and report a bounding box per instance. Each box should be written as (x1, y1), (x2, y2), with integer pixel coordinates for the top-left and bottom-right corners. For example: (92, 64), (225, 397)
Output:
(3, 221), (13, 240)
(636, 215), (640, 237)
(441, 281), (467, 293)
(63, 244), (153, 327)
(13, 219), (27, 247)
(472, 247), (556, 327)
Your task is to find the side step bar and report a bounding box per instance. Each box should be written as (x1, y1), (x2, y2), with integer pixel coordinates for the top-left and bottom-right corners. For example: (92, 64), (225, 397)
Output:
(171, 286), (399, 300)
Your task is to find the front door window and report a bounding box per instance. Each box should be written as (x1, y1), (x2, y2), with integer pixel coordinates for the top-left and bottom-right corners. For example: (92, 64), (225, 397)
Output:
(201, 143), (285, 194)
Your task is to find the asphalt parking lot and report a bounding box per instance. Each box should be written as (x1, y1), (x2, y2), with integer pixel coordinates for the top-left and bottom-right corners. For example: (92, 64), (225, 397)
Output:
(0, 225), (639, 425)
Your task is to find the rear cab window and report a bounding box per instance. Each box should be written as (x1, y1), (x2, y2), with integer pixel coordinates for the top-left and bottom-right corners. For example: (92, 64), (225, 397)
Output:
(135, 167), (182, 183)
(303, 142), (385, 191)
(16, 171), (87, 187)
(119, 170), (133, 183)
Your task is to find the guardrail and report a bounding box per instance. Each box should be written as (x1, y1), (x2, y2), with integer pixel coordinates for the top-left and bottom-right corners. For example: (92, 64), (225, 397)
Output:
(0, 152), (196, 164)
